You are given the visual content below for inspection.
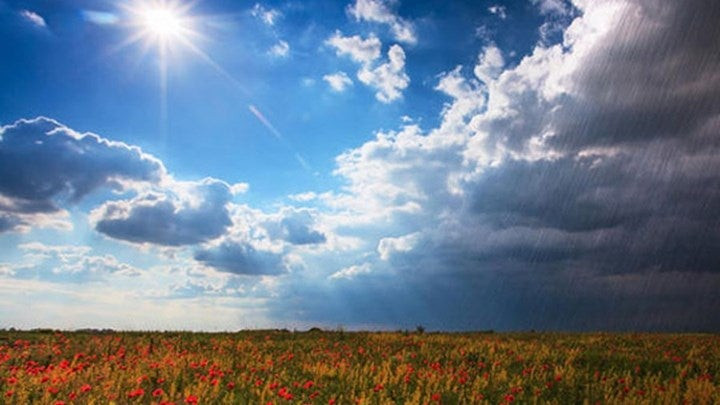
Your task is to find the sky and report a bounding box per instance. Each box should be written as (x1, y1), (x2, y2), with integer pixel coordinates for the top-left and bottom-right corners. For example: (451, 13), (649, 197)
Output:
(1, 0), (719, 332)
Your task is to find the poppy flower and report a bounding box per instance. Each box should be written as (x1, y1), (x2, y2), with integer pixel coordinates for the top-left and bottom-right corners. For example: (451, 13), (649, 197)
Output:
(185, 394), (199, 404)
(128, 388), (145, 398)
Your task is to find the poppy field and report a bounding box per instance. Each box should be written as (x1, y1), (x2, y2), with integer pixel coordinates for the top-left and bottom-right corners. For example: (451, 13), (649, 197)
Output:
(1, 330), (718, 404)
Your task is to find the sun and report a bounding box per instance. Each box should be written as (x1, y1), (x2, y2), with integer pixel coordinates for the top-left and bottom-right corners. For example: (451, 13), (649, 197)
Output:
(140, 6), (183, 40)
(124, 0), (197, 49)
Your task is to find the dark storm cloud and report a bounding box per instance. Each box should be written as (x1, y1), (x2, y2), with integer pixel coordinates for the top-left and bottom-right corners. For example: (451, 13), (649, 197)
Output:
(265, 0), (720, 331)
(93, 179), (233, 246)
(194, 240), (287, 275)
(469, 156), (642, 232)
(550, 0), (720, 150)
(0, 117), (164, 232)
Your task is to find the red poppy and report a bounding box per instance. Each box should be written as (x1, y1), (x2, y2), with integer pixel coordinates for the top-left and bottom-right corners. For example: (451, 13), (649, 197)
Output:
(128, 388), (145, 398)
(153, 388), (165, 397)
(80, 384), (91, 393)
(185, 394), (199, 404)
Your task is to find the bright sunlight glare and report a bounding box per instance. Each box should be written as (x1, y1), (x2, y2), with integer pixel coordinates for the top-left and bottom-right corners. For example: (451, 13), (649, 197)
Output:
(124, 0), (197, 48)
(141, 7), (183, 39)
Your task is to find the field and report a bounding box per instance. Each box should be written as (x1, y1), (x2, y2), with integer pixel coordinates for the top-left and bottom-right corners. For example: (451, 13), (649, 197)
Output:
(1, 330), (718, 404)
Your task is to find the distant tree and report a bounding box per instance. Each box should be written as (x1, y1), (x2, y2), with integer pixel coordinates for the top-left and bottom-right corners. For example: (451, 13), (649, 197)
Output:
(416, 325), (425, 334)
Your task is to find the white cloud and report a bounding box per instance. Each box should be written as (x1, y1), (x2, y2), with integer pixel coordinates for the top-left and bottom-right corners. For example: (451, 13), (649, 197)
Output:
(0, 263), (15, 277)
(289, 191), (317, 202)
(12, 242), (143, 281)
(347, 0), (417, 44)
(488, 5), (507, 19)
(326, 32), (410, 103)
(377, 232), (420, 260)
(531, 0), (571, 15)
(20, 10), (46, 27)
(323, 71), (354, 92)
(251, 3), (280, 26)
(474, 44), (505, 84)
(329, 262), (371, 280)
(230, 182), (249, 195)
(326, 31), (382, 65)
(357, 44), (409, 103)
(269, 40), (290, 57)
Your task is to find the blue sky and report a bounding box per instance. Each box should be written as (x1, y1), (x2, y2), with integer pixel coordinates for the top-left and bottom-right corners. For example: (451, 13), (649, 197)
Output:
(1, 0), (719, 331)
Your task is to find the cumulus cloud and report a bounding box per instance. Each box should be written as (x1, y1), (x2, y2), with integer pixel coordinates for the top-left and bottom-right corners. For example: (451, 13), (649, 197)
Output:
(323, 71), (354, 92)
(269, 40), (290, 57)
(327, 32), (410, 103)
(473, 45), (505, 84)
(326, 31), (382, 65)
(347, 0), (416, 44)
(262, 208), (327, 245)
(488, 5), (507, 19)
(377, 232), (420, 260)
(531, 0), (572, 15)
(0, 117), (164, 233)
(289, 192), (317, 202)
(91, 178), (233, 246)
(194, 240), (288, 276)
(357, 44), (409, 103)
(251, 3), (280, 26)
(8, 242), (142, 283)
(20, 10), (46, 27)
(329, 262), (372, 280)
(265, 0), (720, 330)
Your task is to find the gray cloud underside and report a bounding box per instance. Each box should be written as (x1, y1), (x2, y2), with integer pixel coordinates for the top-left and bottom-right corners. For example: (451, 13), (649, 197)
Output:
(194, 241), (286, 275)
(93, 180), (233, 246)
(0, 117), (164, 232)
